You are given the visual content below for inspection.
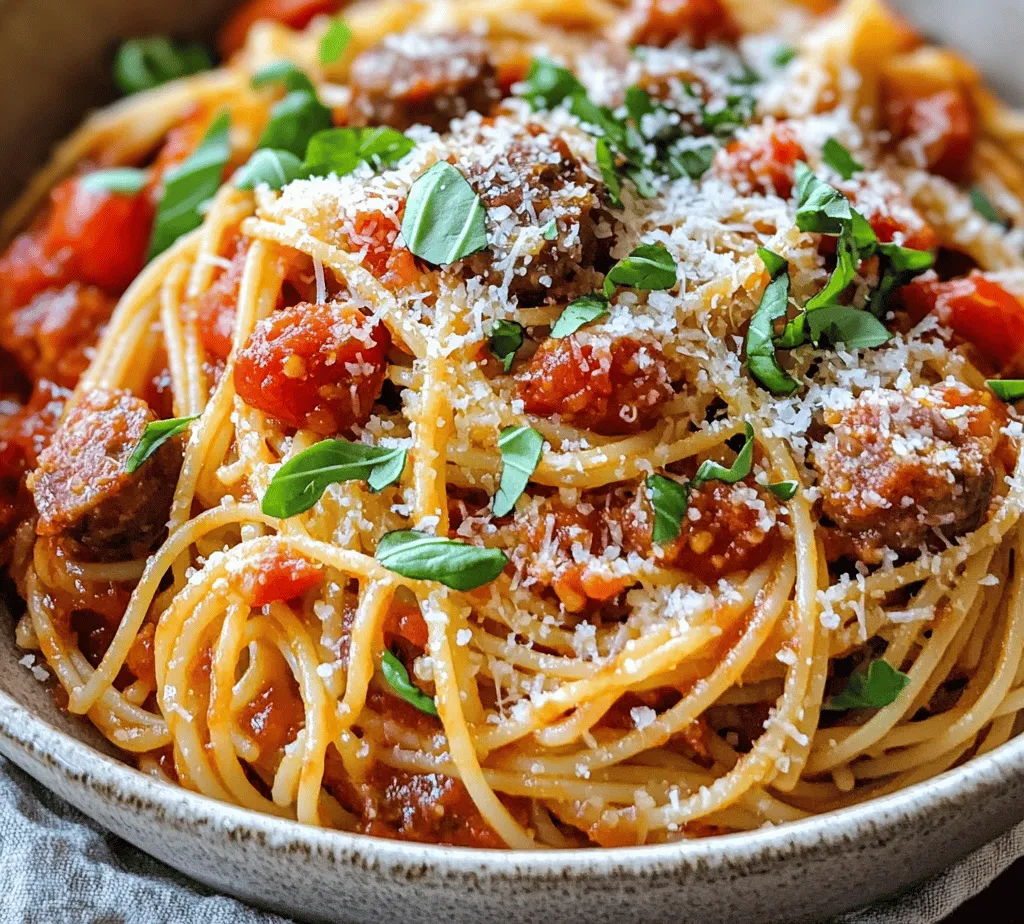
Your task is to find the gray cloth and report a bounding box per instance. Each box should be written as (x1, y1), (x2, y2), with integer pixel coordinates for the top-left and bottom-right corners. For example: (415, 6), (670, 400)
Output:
(0, 755), (1017, 924)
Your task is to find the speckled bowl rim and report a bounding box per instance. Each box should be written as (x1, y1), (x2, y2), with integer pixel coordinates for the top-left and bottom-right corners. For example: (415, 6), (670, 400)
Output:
(2, 683), (1022, 876)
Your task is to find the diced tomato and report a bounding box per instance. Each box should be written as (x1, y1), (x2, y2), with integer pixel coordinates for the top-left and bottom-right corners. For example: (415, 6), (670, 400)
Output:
(899, 273), (1024, 371)
(218, 0), (341, 59)
(349, 211), (421, 291)
(196, 234), (248, 360)
(864, 205), (939, 253)
(0, 283), (116, 388)
(383, 599), (429, 649)
(626, 0), (740, 48)
(233, 301), (390, 434)
(715, 122), (806, 199)
(244, 546), (324, 606)
(0, 228), (70, 318)
(884, 87), (977, 182)
(44, 177), (153, 293)
(238, 679), (305, 766)
(516, 335), (673, 436)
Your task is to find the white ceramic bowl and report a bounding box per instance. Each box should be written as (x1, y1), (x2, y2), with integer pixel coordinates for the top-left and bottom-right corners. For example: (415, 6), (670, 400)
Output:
(2, 2), (1023, 921)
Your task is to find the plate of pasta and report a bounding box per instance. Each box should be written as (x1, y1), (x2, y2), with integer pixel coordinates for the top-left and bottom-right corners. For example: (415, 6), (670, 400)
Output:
(2, 0), (1024, 920)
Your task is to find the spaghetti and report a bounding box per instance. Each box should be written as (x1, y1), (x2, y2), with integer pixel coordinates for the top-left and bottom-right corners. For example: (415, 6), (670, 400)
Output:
(2, 0), (1024, 848)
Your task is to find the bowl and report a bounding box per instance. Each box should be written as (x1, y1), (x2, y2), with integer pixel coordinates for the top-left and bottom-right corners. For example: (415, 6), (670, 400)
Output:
(2, 1), (1023, 921)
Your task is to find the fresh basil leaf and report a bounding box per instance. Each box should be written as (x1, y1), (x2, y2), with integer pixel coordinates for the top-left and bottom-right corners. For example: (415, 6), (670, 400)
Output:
(823, 659), (910, 711)
(380, 650), (438, 716)
(259, 89), (332, 158)
(493, 426), (544, 517)
(114, 37), (212, 95)
(604, 243), (676, 294)
(304, 126), (415, 178)
(522, 58), (585, 110)
(768, 480), (798, 500)
(596, 138), (623, 207)
(971, 186), (1009, 228)
(252, 60), (317, 95)
(262, 439), (406, 518)
(795, 162), (852, 234)
(869, 243), (935, 317)
(701, 93), (754, 137)
(806, 306), (891, 350)
(822, 138), (863, 180)
(805, 222), (859, 310)
(646, 474), (690, 544)
(234, 148), (304, 190)
(488, 319), (526, 372)
(125, 415), (197, 474)
(550, 294), (609, 338)
(80, 168), (148, 195)
(667, 142), (716, 181)
(692, 422), (755, 487)
(987, 379), (1024, 402)
(772, 45), (797, 67)
(401, 162), (488, 265)
(541, 219), (558, 241)
(148, 111), (231, 260)
(746, 248), (799, 395)
(375, 530), (508, 591)
(319, 18), (351, 66)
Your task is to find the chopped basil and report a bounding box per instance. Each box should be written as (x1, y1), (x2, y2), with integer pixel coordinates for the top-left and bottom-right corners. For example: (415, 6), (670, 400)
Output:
(668, 142), (716, 181)
(595, 138), (623, 207)
(80, 168), (148, 195)
(493, 426), (544, 517)
(319, 18), (352, 65)
(821, 138), (863, 180)
(772, 45), (797, 67)
(768, 480), (798, 500)
(251, 61), (317, 94)
(380, 650), (438, 716)
(488, 319), (526, 372)
(805, 306), (891, 350)
(234, 149), (304, 191)
(805, 222), (861, 311)
(401, 162), (488, 265)
(113, 37), (212, 95)
(603, 243), (677, 296)
(550, 294), (609, 338)
(262, 439), (407, 518)
(970, 186), (1009, 228)
(125, 415), (198, 474)
(794, 162), (852, 234)
(522, 58), (585, 110)
(646, 474), (690, 544)
(746, 247), (799, 396)
(823, 659), (910, 711)
(305, 126), (414, 177)
(870, 243), (935, 318)
(260, 88), (332, 158)
(375, 530), (508, 591)
(700, 93), (755, 137)
(692, 422), (755, 488)
(987, 379), (1024, 402)
(541, 219), (558, 241)
(148, 111), (231, 260)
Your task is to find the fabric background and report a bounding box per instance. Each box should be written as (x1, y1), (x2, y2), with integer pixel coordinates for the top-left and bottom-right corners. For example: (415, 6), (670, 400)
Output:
(0, 754), (1019, 924)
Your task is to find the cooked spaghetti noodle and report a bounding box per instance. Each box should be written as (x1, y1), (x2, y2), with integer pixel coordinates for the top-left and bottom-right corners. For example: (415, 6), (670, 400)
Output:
(2, 0), (1024, 847)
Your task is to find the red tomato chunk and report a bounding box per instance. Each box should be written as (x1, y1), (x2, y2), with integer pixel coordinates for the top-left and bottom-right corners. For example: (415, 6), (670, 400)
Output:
(884, 87), (977, 182)
(218, 0), (341, 58)
(625, 0), (741, 48)
(715, 123), (806, 199)
(244, 547), (324, 606)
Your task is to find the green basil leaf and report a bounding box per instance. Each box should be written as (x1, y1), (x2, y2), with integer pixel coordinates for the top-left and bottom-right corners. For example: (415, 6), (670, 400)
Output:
(701, 93), (754, 137)
(148, 111), (231, 260)
(79, 168), (148, 195)
(541, 219), (558, 241)
(493, 426), (544, 517)
(114, 37), (212, 95)
(806, 306), (891, 350)
(605, 243), (676, 293)
(595, 138), (623, 208)
(125, 415), (198, 474)
(795, 162), (852, 234)
(821, 138), (863, 180)
(401, 162), (488, 265)
(259, 89), (332, 158)
(768, 480), (798, 500)
(550, 294), (609, 338)
(375, 530), (507, 591)
(488, 319), (526, 372)
(667, 142), (716, 181)
(987, 379), (1024, 402)
(746, 248), (799, 395)
(693, 422), (755, 487)
(319, 18), (352, 66)
(971, 186), (1009, 228)
(772, 45), (797, 67)
(234, 148), (305, 191)
(647, 474), (690, 544)
(380, 650), (438, 716)
(262, 439), (407, 518)
(823, 659), (910, 711)
(252, 60), (317, 95)
(304, 126), (414, 178)
(870, 243), (935, 317)
(522, 57), (585, 110)
(805, 222), (859, 310)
